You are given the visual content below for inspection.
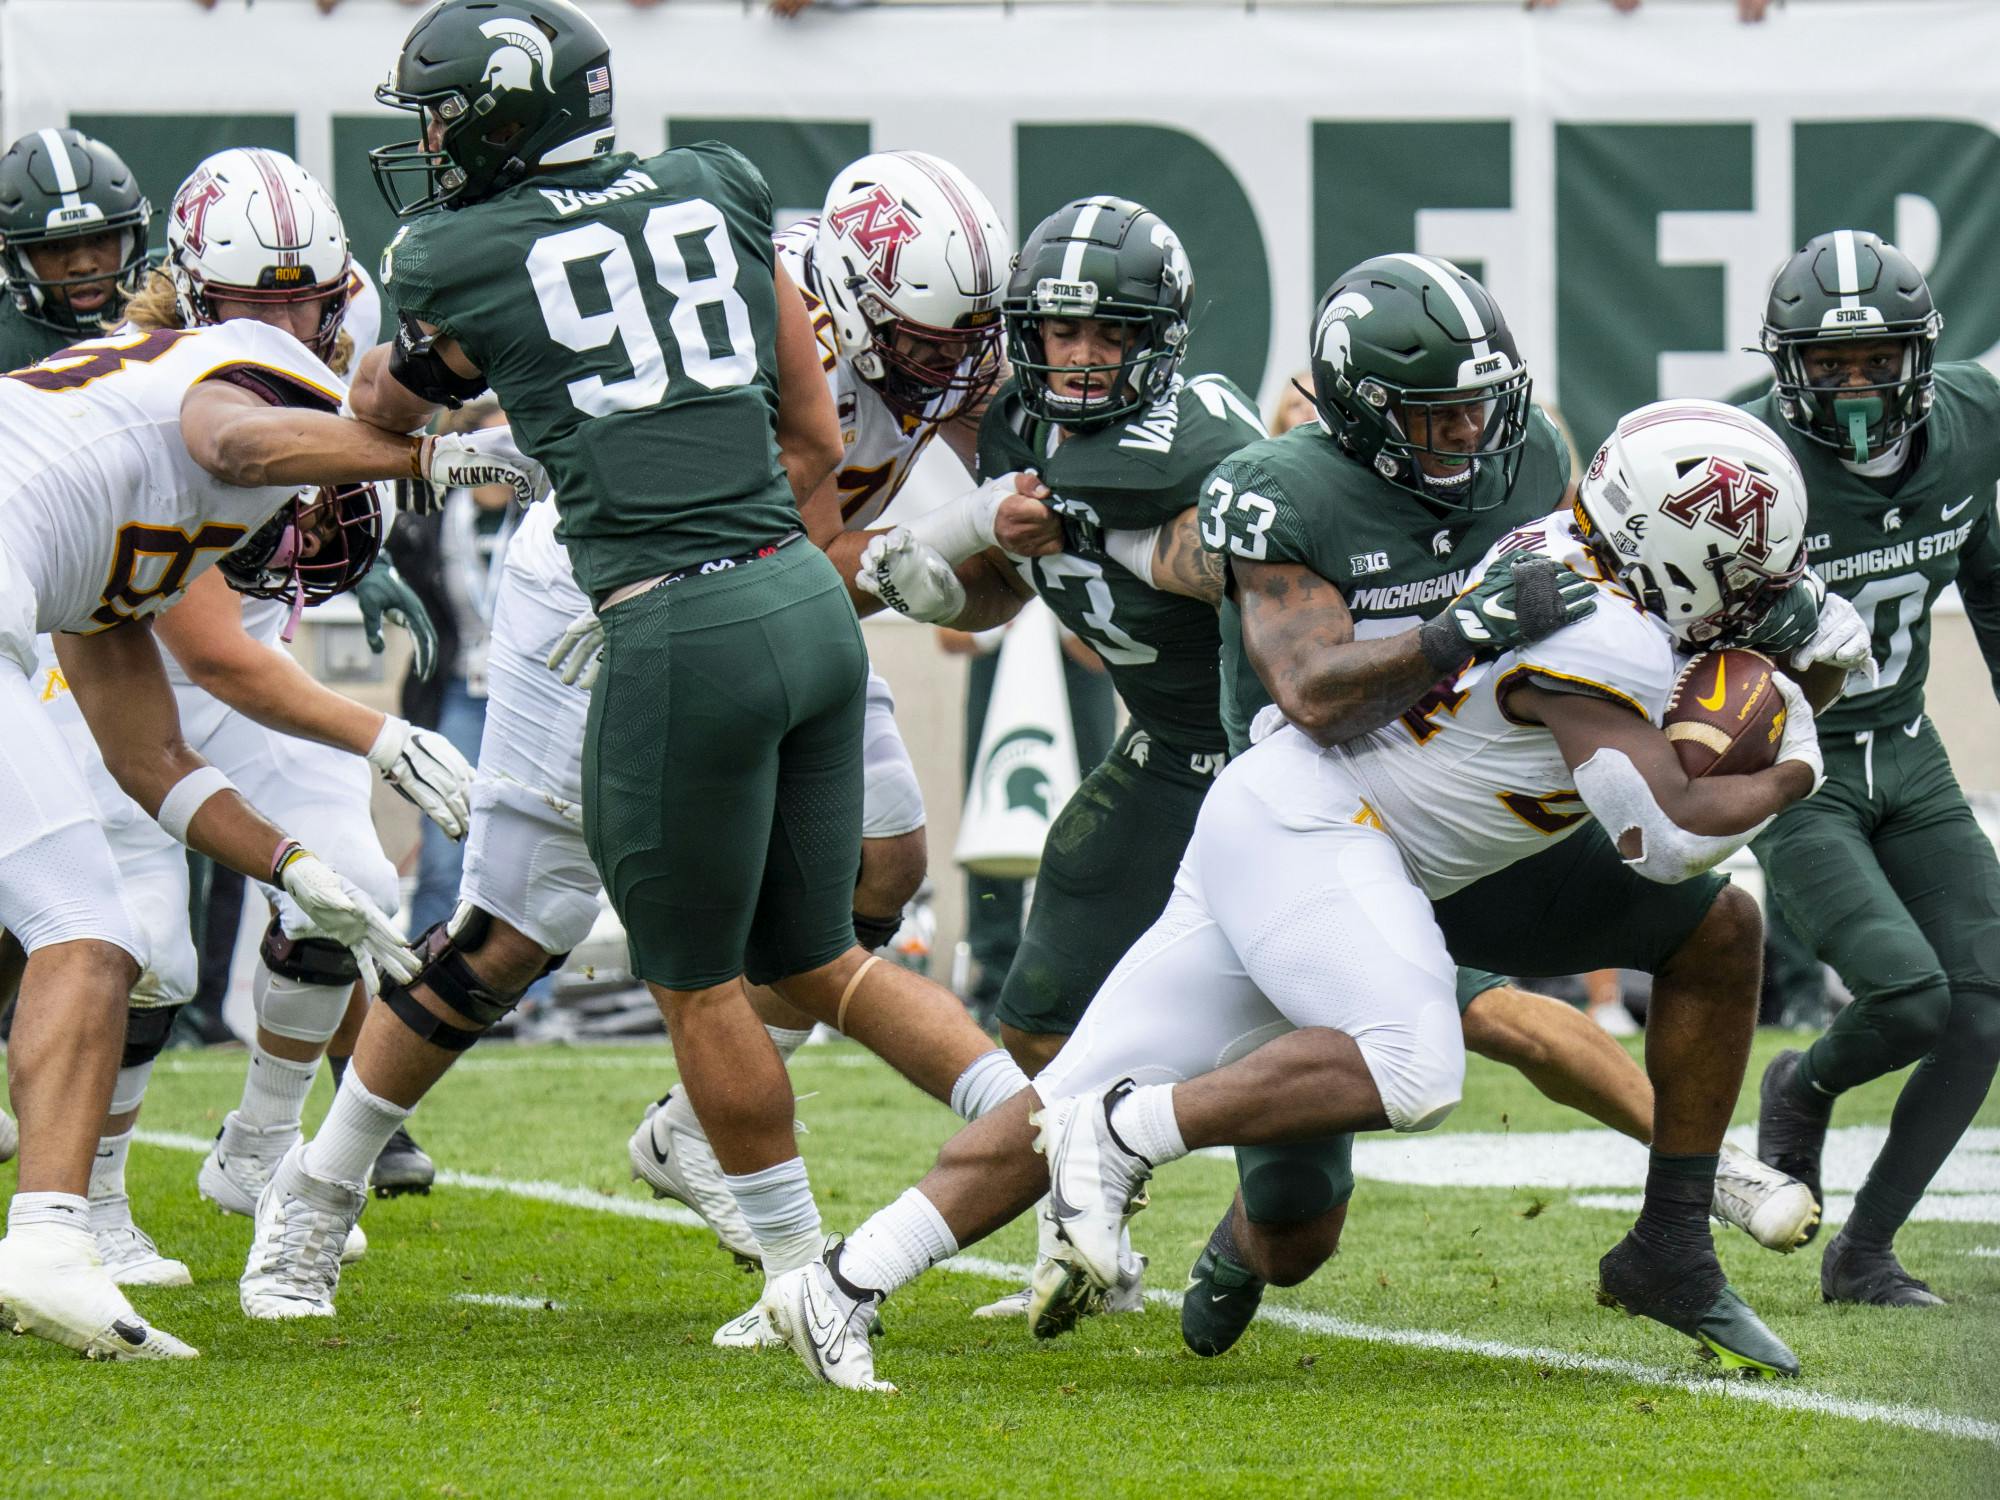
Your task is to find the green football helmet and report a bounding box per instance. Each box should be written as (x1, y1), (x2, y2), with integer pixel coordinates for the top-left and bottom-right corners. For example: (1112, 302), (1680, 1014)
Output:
(0, 128), (150, 334)
(371, 0), (615, 217)
(1306, 254), (1531, 511)
(1759, 229), (1941, 463)
(1004, 197), (1192, 431)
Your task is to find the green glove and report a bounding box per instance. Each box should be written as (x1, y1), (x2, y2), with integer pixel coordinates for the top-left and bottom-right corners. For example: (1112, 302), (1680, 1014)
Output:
(1737, 573), (1823, 657)
(1417, 554), (1598, 674)
(355, 561), (439, 681)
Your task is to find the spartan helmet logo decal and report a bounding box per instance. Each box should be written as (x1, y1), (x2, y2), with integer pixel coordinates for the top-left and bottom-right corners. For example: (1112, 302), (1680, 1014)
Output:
(479, 17), (554, 94)
(1315, 289), (1374, 378)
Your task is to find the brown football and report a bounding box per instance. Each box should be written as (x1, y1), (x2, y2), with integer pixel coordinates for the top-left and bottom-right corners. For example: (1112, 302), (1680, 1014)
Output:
(1664, 648), (1787, 779)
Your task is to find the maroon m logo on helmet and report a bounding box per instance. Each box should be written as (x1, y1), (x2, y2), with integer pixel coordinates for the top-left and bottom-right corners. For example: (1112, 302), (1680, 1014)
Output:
(1658, 457), (1776, 562)
(173, 170), (225, 257)
(826, 185), (919, 294)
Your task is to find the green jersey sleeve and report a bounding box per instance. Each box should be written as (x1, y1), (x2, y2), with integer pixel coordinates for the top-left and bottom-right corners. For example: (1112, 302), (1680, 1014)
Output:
(1197, 449), (1317, 576)
(1958, 504), (2000, 701)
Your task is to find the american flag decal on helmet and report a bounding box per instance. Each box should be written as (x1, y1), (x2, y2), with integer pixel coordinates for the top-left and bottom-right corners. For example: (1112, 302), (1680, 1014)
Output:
(586, 66), (610, 92)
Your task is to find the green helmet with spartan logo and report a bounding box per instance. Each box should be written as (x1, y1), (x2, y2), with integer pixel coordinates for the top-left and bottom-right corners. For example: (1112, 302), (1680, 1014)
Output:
(1307, 253), (1532, 511)
(371, 0), (615, 217)
(1758, 229), (1941, 463)
(1004, 196), (1193, 431)
(0, 128), (151, 334)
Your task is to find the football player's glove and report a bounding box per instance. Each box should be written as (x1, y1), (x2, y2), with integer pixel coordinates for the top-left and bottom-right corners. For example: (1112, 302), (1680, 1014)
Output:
(276, 848), (418, 996)
(354, 561), (438, 681)
(1417, 555), (1596, 674)
(547, 608), (605, 690)
(417, 427), (550, 511)
(1739, 574), (1823, 659)
(857, 528), (967, 624)
(366, 716), (474, 840)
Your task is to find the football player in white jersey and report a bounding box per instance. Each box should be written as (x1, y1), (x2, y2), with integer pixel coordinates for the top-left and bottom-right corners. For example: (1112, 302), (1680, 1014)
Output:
(0, 190), (549, 1361)
(28, 150), (475, 1288)
(240, 149), (1051, 1322)
(761, 402), (1845, 1392)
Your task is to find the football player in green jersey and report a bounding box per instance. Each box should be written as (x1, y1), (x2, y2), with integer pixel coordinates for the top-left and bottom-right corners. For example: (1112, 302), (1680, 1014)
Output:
(0, 128), (150, 370)
(1745, 230), (2000, 1306)
(1182, 254), (1843, 1372)
(250, 0), (1034, 1327)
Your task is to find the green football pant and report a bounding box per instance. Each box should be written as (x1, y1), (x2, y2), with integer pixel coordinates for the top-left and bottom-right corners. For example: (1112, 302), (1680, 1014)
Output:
(583, 543), (867, 991)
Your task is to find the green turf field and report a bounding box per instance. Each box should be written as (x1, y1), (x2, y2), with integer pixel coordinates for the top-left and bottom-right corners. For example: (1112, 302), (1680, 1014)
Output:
(4, 1028), (1996, 1498)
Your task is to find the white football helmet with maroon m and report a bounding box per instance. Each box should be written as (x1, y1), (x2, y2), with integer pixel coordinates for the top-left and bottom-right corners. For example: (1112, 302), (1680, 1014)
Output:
(1576, 399), (1809, 650)
(814, 150), (1009, 420)
(164, 147), (354, 364)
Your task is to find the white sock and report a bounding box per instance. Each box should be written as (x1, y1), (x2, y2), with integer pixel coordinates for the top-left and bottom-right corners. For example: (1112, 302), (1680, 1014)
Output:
(89, 1129), (133, 1204)
(724, 1156), (822, 1277)
(238, 1042), (318, 1131)
(949, 1048), (1030, 1121)
(1109, 1082), (1188, 1166)
(839, 1188), (958, 1297)
(302, 1066), (409, 1189)
(8, 1191), (89, 1235)
(109, 1059), (154, 1117)
(766, 1025), (813, 1063)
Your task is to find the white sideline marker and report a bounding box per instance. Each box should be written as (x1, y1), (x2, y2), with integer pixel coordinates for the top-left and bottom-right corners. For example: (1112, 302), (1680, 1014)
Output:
(454, 1292), (566, 1311)
(132, 1131), (2000, 1448)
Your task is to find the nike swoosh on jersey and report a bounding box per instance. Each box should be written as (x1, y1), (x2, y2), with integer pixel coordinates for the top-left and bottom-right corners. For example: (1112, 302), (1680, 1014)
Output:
(1696, 656), (1730, 712)
(1942, 496), (1974, 520)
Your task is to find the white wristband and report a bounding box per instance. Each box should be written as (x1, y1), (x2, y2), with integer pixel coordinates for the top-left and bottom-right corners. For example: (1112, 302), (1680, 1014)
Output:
(156, 765), (237, 844)
(903, 479), (1006, 565)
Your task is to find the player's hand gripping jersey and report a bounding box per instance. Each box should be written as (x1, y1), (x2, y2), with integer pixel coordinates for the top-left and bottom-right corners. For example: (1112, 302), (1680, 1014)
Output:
(0, 321), (343, 658)
(979, 371), (1266, 755)
(1309, 509), (1679, 897)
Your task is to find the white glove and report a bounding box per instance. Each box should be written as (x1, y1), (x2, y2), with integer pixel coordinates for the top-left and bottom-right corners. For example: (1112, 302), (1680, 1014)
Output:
(279, 851), (419, 994)
(903, 472), (1035, 565)
(1788, 590), (1873, 672)
(420, 426), (551, 508)
(1771, 671), (1824, 796)
(366, 715), (474, 840)
(546, 608), (605, 689)
(856, 528), (967, 624)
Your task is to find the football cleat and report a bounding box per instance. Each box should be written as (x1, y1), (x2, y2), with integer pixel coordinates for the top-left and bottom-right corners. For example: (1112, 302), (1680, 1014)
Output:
(1756, 1050), (1830, 1243)
(1712, 1142), (1819, 1253)
(762, 1244), (895, 1393)
(0, 1224), (196, 1359)
(1026, 1205), (1148, 1340)
(239, 1143), (366, 1320)
(712, 1304), (785, 1350)
(1597, 1231), (1799, 1377)
(0, 1105), (17, 1164)
(197, 1111), (299, 1218)
(1821, 1230), (1945, 1307)
(628, 1089), (760, 1268)
(1182, 1232), (1267, 1359)
(369, 1125), (435, 1199)
(971, 1286), (1032, 1320)
(90, 1197), (191, 1289)
(1032, 1079), (1154, 1291)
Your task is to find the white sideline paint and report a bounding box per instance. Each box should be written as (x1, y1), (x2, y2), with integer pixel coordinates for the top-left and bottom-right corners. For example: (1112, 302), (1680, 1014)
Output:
(1196, 1124), (2000, 1227)
(131, 1130), (1996, 1447)
(1971, 1247), (2000, 1259)
(454, 1293), (566, 1311)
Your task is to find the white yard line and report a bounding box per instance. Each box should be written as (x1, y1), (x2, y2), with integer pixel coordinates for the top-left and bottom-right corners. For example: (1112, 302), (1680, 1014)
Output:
(1971, 1247), (2000, 1259)
(131, 1131), (1999, 1447)
(453, 1292), (566, 1311)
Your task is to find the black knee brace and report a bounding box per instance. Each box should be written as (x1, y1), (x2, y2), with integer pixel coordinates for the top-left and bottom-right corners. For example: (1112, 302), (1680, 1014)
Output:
(261, 918), (361, 987)
(380, 905), (562, 1053)
(852, 910), (902, 953)
(121, 1003), (184, 1070)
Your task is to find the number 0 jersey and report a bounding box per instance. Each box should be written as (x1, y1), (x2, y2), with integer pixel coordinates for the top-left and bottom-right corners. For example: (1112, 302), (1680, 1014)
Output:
(1319, 510), (1678, 899)
(1739, 362), (2000, 735)
(380, 143), (797, 605)
(0, 320), (343, 642)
